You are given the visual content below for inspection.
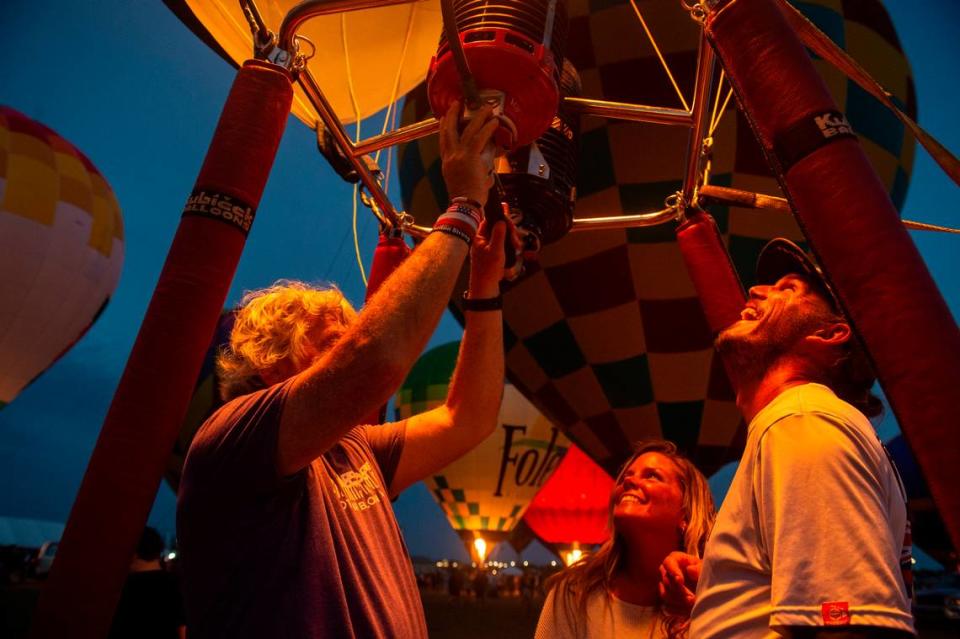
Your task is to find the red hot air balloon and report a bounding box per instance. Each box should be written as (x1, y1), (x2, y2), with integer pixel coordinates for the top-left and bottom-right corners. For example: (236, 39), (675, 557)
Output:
(523, 445), (614, 565)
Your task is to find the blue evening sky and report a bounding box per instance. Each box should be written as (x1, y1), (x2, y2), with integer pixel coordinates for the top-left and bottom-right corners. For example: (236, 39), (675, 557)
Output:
(0, 1), (957, 564)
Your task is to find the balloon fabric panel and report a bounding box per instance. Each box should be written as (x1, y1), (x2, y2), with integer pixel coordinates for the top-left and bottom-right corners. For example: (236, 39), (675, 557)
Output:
(169, 0), (443, 126)
(523, 445), (613, 547)
(396, 0), (915, 477)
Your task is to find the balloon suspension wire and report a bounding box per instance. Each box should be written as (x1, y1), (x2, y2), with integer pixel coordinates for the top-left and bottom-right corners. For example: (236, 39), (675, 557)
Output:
(629, 0), (690, 112)
(697, 69), (734, 188)
(708, 69), (730, 135)
(709, 82), (734, 136)
(342, 12), (368, 287)
(376, 3), (418, 196)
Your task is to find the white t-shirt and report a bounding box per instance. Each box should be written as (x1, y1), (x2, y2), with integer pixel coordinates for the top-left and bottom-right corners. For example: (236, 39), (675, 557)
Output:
(689, 383), (913, 638)
(535, 586), (664, 639)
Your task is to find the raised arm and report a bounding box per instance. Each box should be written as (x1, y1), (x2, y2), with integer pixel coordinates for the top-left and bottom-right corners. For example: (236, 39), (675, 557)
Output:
(276, 103), (500, 476)
(388, 215), (516, 494)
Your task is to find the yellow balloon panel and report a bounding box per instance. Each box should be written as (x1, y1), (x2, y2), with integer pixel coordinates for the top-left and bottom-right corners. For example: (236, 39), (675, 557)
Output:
(396, 342), (570, 534)
(0, 107), (124, 406)
(178, 0), (442, 126)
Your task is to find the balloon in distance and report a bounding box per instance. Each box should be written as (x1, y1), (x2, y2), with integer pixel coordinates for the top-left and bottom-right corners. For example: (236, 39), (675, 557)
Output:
(396, 341), (570, 559)
(0, 106), (124, 408)
(524, 444), (613, 563)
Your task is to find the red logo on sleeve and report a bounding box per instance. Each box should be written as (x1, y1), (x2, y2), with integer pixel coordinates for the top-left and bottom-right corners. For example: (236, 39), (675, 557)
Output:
(821, 601), (850, 625)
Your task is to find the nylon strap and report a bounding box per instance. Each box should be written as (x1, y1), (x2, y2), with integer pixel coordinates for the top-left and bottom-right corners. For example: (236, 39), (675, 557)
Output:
(775, 0), (960, 188)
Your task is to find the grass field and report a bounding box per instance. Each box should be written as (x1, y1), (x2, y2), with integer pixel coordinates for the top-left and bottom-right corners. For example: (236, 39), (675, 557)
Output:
(3, 581), (958, 638)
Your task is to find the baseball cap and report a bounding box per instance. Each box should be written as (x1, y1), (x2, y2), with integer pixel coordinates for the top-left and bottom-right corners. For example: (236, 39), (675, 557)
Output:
(755, 238), (842, 311)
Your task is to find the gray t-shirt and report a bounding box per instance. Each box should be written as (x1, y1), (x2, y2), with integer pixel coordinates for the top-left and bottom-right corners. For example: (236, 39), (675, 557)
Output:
(177, 381), (427, 638)
(690, 384), (913, 637)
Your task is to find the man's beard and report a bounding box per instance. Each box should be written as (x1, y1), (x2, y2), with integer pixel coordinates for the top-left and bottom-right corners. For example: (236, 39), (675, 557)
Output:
(715, 326), (779, 386)
(715, 309), (822, 386)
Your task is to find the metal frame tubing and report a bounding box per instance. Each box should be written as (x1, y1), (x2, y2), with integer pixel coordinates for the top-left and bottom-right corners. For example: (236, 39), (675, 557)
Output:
(570, 208), (679, 231)
(297, 66), (401, 226)
(283, 0), (717, 233)
(681, 29), (716, 209)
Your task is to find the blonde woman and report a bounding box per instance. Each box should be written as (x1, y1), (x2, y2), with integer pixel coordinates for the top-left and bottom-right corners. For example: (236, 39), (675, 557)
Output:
(535, 440), (715, 639)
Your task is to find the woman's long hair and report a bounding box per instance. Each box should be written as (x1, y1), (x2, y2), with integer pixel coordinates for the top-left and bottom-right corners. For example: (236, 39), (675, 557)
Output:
(545, 440), (716, 639)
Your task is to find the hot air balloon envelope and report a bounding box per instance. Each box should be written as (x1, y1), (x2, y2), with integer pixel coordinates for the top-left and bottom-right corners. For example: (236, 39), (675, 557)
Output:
(0, 106), (124, 407)
(164, 0), (443, 126)
(396, 341), (571, 551)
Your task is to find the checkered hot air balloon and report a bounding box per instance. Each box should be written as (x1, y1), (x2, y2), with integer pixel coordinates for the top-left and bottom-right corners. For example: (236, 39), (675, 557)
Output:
(0, 107), (124, 408)
(397, 0), (916, 476)
(396, 341), (570, 562)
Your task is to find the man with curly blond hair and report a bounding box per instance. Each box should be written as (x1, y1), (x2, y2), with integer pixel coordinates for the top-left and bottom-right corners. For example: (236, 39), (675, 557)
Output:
(177, 104), (516, 638)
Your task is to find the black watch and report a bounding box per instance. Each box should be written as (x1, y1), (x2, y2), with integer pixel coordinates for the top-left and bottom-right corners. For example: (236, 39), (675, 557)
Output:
(462, 291), (503, 311)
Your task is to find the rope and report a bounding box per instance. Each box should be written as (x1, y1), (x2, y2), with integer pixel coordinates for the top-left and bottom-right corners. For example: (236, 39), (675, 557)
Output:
(709, 87), (734, 136)
(903, 220), (960, 235)
(629, 0), (690, 111)
(698, 185), (960, 234)
(342, 12), (368, 286)
(776, 0), (960, 189)
(710, 69), (725, 133)
(376, 3), (418, 195)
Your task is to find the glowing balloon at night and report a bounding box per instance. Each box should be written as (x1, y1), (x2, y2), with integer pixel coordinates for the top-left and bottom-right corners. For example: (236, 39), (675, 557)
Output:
(396, 341), (570, 559)
(524, 444), (613, 562)
(164, 0), (442, 126)
(0, 106), (124, 407)
(398, 0), (916, 476)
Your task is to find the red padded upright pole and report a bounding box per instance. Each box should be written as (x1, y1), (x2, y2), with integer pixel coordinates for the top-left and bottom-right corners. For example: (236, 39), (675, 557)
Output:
(31, 60), (292, 639)
(361, 231), (411, 425)
(365, 231), (412, 302)
(676, 209), (748, 394)
(706, 0), (960, 550)
(676, 210), (747, 336)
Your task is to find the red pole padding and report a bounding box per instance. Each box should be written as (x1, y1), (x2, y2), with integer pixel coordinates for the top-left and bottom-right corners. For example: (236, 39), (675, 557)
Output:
(361, 231), (412, 425)
(706, 0), (960, 550)
(676, 209), (747, 395)
(30, 59), (292, 639)
(365, 232), (412, 302)
(676, 210), (747, 336)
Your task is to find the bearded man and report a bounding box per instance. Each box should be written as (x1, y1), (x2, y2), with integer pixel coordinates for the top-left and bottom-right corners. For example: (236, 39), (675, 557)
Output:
(688, 239), (914, 639)
(177, 104), (517, 638)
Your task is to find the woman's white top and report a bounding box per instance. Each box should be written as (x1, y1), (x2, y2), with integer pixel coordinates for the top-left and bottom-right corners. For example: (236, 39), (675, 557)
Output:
(535, 587), (664, 638)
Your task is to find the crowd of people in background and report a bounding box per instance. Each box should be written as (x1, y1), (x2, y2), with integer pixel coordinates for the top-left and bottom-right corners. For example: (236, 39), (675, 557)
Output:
(415, 563), (556, 607)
